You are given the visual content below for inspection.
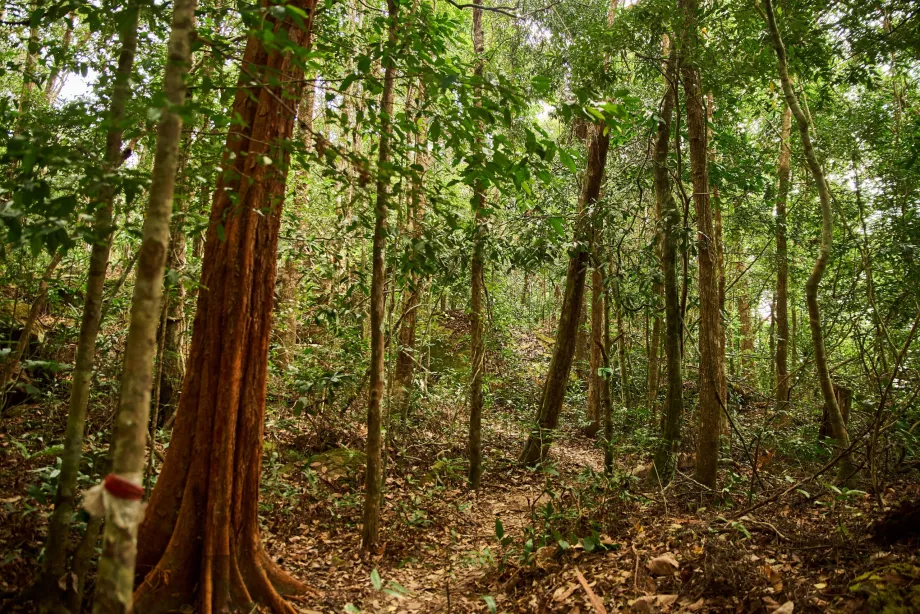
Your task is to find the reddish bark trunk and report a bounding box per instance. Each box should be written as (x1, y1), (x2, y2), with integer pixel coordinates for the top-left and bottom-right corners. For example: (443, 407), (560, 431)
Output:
(134, 5), (317, 612)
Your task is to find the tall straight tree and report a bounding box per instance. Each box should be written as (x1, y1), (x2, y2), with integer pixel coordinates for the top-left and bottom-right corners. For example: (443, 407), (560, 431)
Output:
(467, 0), (486, 488)
(678, 0), (723, 489)
(650, 49), (683, 482)
(762, 0), (854, 483)
(775, 105), (792, 414)
(393, 80), (429, 421)
(362, 0), (399, 550)
(585, 233), (604, 437)
(520, 124), (609, 466)
(38, 4), (140, 609)
(93, 0), (197, 611)
(132, 3), (318, 611)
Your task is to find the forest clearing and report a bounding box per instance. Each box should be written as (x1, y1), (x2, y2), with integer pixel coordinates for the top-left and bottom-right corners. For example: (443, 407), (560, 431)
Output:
(0, 0), (919, 612)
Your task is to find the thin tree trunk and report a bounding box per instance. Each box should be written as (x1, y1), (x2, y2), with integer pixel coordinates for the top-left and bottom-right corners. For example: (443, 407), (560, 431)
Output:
(762, 0), (854, 484)
(276, 256), (298, 371)
(650, 49), (683, 481)
(467, 0), (486, 489)
(737, 262), (755, 379)
(158, 213), (187, 422)
(393, 80), (428, 422)
(586, 245), (604, 436)
(92, 0), (196, 610)
(775, 105), (792, 414)
(362, 0), (398, 549)
(602, 286), (613, 472)
(520, 125), (609, 466)
(679, 0), (723, 488)
(41, 15), (138, 576)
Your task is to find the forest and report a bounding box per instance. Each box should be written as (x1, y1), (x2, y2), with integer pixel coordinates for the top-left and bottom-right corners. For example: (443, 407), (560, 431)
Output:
(0, 0), (918, 611)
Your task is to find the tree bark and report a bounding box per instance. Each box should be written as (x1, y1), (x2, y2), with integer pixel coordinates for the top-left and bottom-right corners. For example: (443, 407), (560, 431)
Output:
(737, 262), (755, 379)
(93, 0), (197, 610)
(679, 0), (723, 488)
(762, 0), (854, 484)
(132, 4), (317, 612)
(362, 0), (398, 549)
(38, 5), (140, 609)
(585, 246), (603, 436)
(467, 0), (486, 489)
(650, 52), (683, 481)
(775, 105), (792, 414)
(520, 125), (609, 466)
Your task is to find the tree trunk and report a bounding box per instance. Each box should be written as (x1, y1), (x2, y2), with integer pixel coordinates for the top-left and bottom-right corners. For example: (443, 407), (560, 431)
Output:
(467, 0), (486, 489)
(614, 279), (630, 410)
(132, 5), (317, 613)
(762, 0), (854, 484)
(158, 215), (187, 423)
(93, 0), (197, 610)
(775, 105), (792, 414)
(585, 247), (604, 436)
(520, 125), (609, 466)
(393, 81), (428, 422)
(37, 5), (140, 608)
(575, 294), (589, 380)
(650, 49), (683, 481)
(679, 0), (723, 489)
(275, 256), (298, 372)
(737, 262), (755, 379)
(362, 0), (397, 549)
(647, 298), (662, 412)
(602, 286), (614, 472)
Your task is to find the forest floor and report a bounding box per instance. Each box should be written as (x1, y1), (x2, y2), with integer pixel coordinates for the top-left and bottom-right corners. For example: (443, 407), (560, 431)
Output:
(1, 320), (920, 612)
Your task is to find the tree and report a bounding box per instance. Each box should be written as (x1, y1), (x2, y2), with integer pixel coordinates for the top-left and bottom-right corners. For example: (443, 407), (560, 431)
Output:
(775, 104), (792, 415)
(468, 0), (486, 489)
(93, 0), (197, 610)
(678, 0), (723, 489)
(131, 3), (318, 611)
(362, 0), (399, 550)
(520, 124), (609, 466)
(37, 3), (140, 609)
(650, 49), (684, 483)
(761, 0), (855, 484)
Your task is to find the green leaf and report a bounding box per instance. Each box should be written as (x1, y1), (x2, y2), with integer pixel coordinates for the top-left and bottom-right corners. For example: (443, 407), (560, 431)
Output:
(495, 517), (504, 540)
(582, 535), (598, 553)
(548, 216), (565, 238)
(482, 595), (497, 613)
(344, 605), (361, 614)
(370, 568), (382, 590)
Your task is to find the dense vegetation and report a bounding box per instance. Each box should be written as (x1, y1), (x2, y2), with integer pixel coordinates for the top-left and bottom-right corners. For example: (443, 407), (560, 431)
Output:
(0, 0), (919, 611)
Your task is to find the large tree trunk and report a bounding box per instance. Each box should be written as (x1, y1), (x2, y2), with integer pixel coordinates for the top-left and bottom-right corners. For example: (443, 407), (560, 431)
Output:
(37, 5), (140, 609)
(762, 0), (854, 484)
(362, 0), (397, 550)
(132, 4), (316, 612)
(775, 105), (792, 414)
(650, 51), (684, 481)
(467, 0), (486, 489)
(93, 0), (197, 611)
(679, 0), (723, 489)
(520, 125), (609, 466)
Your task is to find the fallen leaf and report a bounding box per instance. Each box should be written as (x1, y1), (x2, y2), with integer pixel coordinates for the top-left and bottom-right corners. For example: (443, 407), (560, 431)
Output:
(647, 552), (679, 576)
(773, 602), (794, 614)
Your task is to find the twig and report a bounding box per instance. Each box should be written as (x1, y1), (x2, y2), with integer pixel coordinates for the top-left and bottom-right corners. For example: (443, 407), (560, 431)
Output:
(574, 568), (607, 614)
